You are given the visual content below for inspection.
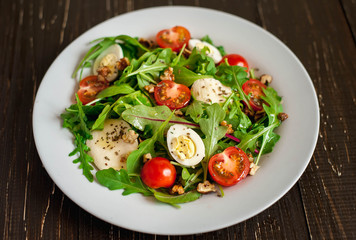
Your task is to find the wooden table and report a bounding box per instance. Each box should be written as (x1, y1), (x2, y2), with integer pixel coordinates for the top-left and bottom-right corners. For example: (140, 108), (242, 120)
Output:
(1, 0), (355, 239)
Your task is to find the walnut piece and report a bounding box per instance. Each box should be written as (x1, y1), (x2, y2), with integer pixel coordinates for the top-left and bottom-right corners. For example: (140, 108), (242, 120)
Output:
(143, 153), (152, 163)
(116, 57), (130, 71)
(220, 121), (234, 134)
(197, 180), (216, 194)
(278, 112), (289, 121)
(144, 84), (155, 93)
(170, 185), (185, 195)
(174, 109), (183, 116)
(260, 74), (272, 84)
(249, 162), (260, 175)
(160, 67), (175, 81)
(122, 130), (139, 144)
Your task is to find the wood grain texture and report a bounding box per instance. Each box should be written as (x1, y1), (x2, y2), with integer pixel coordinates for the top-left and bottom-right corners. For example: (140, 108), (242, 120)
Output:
(0, 0), (355, 239)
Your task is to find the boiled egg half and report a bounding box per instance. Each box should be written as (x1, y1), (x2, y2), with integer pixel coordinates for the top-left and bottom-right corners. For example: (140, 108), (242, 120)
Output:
(188, 39), (222, 64)
(93, 44), (124, 81)
(167, 124), (205, 167)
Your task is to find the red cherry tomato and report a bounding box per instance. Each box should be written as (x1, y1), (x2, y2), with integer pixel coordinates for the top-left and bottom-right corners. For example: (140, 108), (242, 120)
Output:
(242, 79), (267, 111)
(156, 26), (191, 52)
(154, 80), (191, 109)
(141, 157), (177, 189)
(219, 54), (249, 71)
(77, 75), (109, 105)
(208, 146), (250, 187)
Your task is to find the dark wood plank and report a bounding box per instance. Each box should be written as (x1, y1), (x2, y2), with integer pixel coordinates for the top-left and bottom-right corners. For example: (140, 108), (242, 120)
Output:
(340, 0), (356, 41)
(253, 0), (356, 239)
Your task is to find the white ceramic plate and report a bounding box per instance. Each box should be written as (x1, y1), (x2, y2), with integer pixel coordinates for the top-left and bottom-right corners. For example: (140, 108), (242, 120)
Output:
(33, 6), (319, 235)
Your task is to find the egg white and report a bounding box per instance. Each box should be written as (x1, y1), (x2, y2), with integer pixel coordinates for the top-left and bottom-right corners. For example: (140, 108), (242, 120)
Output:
(92, 44), (124, 81)
(167, 124), (205, 167)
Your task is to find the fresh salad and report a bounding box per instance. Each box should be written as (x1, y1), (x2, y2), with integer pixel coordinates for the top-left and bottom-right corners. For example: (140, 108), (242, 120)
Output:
(61, 26), (288, 207)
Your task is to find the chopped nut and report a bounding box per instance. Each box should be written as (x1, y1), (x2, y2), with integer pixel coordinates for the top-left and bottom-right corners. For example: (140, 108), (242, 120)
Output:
(116, 57), (130, 71)
(139, 38), (156, 49)
(247, 153), (254, 163)
(278, 112), (289, 121)
(249, 162), (260, 175)
(220, 120), (228, 126)
(174, 109), (183, 116)
(143, 153), (152, 163)
(254, 110), (266, 121)
(120, 153), (130, 163)
(97, 66), (111, 77)
(170, 184), (185, 195)
(183, 48), (192, 58)
(226, 124), (234, 134)
(160, 67), (175, 81)
(197, 180), (216, 193)
(260, 74), (272, 85)
(144, 84), (155, 93)
(122, 130), (139, 144)
(221, 121), (234, 134)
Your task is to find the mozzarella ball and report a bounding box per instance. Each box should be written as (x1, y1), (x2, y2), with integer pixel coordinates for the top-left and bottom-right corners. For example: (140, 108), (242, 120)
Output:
(188, 39), (222, 63)
(191, 78), (232, 104)
(86, 119), (138, 170)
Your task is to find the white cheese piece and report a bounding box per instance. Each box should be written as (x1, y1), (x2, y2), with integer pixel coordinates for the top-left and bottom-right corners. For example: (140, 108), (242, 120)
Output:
(188, 39), (222, 63)
(191, 78), (232, 104)
(86, 119), (138, 170)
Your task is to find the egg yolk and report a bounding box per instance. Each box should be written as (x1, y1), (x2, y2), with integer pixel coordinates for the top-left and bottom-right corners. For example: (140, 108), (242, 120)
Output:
(172, 135), (196, 160)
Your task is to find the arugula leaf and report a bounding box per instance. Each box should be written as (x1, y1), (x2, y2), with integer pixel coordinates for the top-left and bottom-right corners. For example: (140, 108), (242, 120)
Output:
(126, 111), (174, 174)
(96, 84), (135, 99)
(122, 105), (196, 134)
(222, 93), (251, 133)
(73, 35), (149, 79)
(200, 35), (226, 56)
(69, 133), (94, 182)
(185, 100), (205, 123)
(254, 87), (283, 164)
(178, 48), (217, 75)
(199, 104), (227, 180)
(237, 88), (283, 164)
(173, 66), (212, 87)
(61, 95), (94, 181)
(96, 168), (152, 196)
(215, 64), (251, 111)
(119, 48), (175, 87)
(91, 91), (151, 131)
(151, 189), (201, 207)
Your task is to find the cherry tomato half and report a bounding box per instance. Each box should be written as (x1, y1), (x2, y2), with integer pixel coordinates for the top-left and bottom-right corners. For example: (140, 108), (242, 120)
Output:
(242, 79), (267, 111)
(219, 54), (249, 72)
(154, 80), (191, 109)
(156, 26), (191, 52)
(141, 157), (177, 189)
(208, 146), (250, 186)
(77, 75), (109, 105)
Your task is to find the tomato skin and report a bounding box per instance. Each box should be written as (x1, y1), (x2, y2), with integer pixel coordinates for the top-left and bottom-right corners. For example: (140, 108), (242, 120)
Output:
(208, 146), (250, 186)
(141, 157), (177, 189)
(154, 80), (191, 109)
(156, 26), (191, 52)
(77, 75), (109, 105)
(242, 79), (267, 111)
(219, 54), (249, 71)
